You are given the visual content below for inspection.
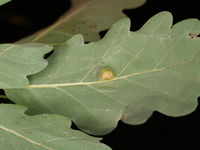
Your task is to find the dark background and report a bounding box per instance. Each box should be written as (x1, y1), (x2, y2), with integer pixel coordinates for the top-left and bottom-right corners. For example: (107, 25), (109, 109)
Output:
(0, 0), (199, 150)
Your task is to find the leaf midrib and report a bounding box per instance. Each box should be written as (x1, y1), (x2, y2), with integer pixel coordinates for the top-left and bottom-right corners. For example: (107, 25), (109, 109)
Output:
(0, 125), (53, 150)
(28, 60), (193, 89)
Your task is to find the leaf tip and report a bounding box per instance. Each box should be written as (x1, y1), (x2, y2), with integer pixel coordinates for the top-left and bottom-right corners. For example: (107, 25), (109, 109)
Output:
(66, 34), (85, 45)
(116, 17), (131, 27)
(138, 11), (173, 34)
(159, 11), (172, 17)
(156, 11), (173, 25)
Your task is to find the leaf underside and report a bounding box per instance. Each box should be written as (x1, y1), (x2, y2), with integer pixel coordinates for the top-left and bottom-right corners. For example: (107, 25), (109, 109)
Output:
(0, 43), (52, 89)
(5, 11), (200, 135)
(0, 104), (111, 150)
(18, 0), (146, 44)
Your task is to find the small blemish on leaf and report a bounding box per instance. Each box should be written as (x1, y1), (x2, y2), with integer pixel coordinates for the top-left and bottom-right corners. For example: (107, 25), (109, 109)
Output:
(89, 23), (97, 29)
(98, 68), (115, 81)
(120, 114), (127, 121)
(188, 33), (200, 39)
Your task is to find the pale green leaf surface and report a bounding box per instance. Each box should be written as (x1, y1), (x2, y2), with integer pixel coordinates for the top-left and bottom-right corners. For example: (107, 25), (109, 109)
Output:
(19, 0), (146, 44)
(5, 12), (200, 135)
(0, 0), (11, 6)
(0, 43), (52, 88)
(0, 104), (111, 150)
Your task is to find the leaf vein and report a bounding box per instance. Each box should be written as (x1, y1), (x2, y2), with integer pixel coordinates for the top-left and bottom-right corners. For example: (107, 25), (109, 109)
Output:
(0, 125), (53, 150)
(87, 84), (125, 106)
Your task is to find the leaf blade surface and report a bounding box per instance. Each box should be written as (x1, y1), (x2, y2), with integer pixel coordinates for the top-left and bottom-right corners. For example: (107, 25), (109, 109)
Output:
(5, 11), (200, 135)
(0, 43), (52, 88)
(0, 104), (111, 150)
(0, 0), (11, 6)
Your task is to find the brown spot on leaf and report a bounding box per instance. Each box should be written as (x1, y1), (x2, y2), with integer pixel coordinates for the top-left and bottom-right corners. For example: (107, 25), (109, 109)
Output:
(188, 33), (200, 39)
(120, 114), (127, 121)
(89, 23), (97, 29)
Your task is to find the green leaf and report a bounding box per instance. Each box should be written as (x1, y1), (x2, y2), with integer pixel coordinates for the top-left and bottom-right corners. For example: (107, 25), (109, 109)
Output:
(5, 11), (200, 135)
(0, 43), (53, 89)
(0, 0), (11, 6)
(0, 104), (111, 150)
(19, 0), (146, 44)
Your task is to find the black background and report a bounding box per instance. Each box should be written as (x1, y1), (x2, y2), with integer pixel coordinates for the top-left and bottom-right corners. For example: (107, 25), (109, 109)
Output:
(0, 0), (199, 150)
